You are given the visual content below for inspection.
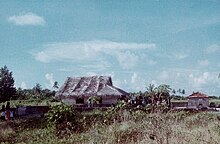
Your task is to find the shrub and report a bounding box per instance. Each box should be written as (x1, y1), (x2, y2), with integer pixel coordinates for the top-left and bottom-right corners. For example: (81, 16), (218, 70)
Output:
(103, 101), (133, 123)
(47, 104), (80, 136)
(210, 102), (216, 108)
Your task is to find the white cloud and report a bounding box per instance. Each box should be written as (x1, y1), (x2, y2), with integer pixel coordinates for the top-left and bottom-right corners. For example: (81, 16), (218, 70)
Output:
(116, 51), (139, 69)
(8, 12), (45, 26)
(131, 72), (138, 83)
(173, 16), (220, 34)
(198, 60), (210, 66)
(20, 82), (27, 89)
(156, 52), (188, 60)
(174, 53), (188, 60)
(189, 72), (220, 93)
(33, 40), (156, 69)
(100, 71), (115, 78)
(204, 44), (220, 54)
(45, 73), (55, 89)
(58, 68), (75, 72)
(86, 72), (97, 76)
(158, 71), (169, 81)
(192, 72), (210, 87)
(147, 59), (157, 65)
(35, 51), (51, 63)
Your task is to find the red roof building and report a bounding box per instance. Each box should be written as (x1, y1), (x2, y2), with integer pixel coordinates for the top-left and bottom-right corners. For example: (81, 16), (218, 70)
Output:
(187, 92), (209, 108)
(187, 92), (209, 99)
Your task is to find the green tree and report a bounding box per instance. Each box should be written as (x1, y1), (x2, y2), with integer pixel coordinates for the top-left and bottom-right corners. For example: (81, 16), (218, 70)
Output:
(32, 83), (42, 99)
(172, 89), (176, 95)
(182, 89), (185, 95)
(0, 65), (16, 102)
(42, 88), (54, 99)
(156, 84), (172, 106)
(53, 81), (59, 90)
(145, 84), (157, 103)
(146, 84), (156, 94)
(16, 87), (25, 100)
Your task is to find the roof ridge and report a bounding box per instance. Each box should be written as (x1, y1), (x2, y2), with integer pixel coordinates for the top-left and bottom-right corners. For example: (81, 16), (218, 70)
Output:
(188, 92), (209, 98)
(84, 76), (98, 93)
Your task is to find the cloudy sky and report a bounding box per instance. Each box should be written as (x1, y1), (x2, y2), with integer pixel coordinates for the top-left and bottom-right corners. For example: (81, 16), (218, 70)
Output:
(0, 0), (220, 95)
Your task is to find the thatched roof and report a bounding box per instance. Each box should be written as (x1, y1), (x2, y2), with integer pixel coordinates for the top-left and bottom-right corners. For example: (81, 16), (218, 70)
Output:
(55, 76), (128, 99)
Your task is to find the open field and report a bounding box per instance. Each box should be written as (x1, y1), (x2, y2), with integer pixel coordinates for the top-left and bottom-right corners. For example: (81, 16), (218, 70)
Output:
(1, 110), (220, 144)
(210, 99), (220, 104)
(1, 99), (220, 143)
(0, 99), (61, 108)
(172, 98), (220, 105)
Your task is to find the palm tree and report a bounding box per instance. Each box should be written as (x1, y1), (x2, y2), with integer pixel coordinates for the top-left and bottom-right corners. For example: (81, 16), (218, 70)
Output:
(145, 84), (156, 96)
(53, 81), (59, 90)
(155, 84), (172, 107)
(145, 84), (157, 105)
(32, 83), (42, 99)
(172, 89), (176, 95)
(182, 89), (185, 95)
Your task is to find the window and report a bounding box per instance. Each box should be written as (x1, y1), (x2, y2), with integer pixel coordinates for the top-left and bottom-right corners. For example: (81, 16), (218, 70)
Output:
(76, 98), (84, 104)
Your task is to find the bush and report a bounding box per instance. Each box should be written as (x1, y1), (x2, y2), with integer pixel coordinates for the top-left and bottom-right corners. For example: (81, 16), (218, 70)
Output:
(47, 104), (80, 136)
(210, 102), (216, 108)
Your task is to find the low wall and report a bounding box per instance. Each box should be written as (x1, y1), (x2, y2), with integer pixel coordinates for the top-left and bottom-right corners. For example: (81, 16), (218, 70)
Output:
(16, 106), (50, 117)
(171, 102), (188, 107)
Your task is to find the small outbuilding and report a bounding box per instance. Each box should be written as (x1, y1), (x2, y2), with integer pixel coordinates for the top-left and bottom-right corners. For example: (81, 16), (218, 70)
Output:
(55, 76), (128, 106)
(187, 92), (209, 109)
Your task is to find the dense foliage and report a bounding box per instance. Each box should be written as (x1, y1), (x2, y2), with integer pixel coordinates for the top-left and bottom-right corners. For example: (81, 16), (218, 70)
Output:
(16, 84), (55, 100)
(0, 66), (16, 102)
(47, 104), (80, 136)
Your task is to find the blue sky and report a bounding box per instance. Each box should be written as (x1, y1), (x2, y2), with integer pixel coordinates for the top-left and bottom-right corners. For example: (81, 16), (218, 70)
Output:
(0, 0), (220, 95)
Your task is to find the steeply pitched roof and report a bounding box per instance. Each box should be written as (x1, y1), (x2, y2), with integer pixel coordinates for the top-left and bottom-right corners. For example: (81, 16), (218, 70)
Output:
(187, 92), (209, 99)
(55, 76), (128, 98)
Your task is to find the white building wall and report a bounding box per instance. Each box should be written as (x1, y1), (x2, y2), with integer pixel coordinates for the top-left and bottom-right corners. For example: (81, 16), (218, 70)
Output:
(61, 96), (119, 105)
(188, 98), (209, 108)
(61, 98), (76, 105)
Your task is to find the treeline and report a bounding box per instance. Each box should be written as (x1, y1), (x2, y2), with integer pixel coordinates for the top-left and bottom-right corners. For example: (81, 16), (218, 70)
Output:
(129, 84), (187, 101)
(16, 84), (56, 100)
(0, 65), (57, 102)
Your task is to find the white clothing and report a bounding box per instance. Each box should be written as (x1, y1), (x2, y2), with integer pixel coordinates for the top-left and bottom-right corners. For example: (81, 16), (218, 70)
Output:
(1, 111), (5, 117)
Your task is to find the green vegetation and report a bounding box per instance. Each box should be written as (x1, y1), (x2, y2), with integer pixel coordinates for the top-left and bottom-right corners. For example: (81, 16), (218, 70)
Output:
(0, 66), (58, 104)
(0, 66), (16, 102)
(0, 99), (61, 109)
(1, 104), (220, 143)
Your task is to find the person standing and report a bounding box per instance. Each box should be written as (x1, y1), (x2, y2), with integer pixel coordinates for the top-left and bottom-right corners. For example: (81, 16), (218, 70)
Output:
(0, 105), (5, 120)
(5, 102), (10, 121)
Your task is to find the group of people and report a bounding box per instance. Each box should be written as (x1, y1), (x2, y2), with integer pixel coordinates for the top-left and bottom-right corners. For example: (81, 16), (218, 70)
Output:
(0, 102), (13, 121)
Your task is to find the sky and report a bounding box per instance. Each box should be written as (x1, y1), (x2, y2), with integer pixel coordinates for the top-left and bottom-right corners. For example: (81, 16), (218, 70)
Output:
(0, 0), (220, 96)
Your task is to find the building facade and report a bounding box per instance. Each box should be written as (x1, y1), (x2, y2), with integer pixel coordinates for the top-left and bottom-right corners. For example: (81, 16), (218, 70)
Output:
(187, 92), (209, 109)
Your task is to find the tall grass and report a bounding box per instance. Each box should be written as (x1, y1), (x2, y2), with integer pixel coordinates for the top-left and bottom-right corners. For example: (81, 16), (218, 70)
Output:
(0, 110), (220, 144)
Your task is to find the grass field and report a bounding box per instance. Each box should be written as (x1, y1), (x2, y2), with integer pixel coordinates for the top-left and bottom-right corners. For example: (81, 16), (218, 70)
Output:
(0, 99), (61, 108)
(1, 99), (220, 143)
(210, 99), (220, 104)
(172, 98), (220, 105)
(1, 110), (220, 144)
